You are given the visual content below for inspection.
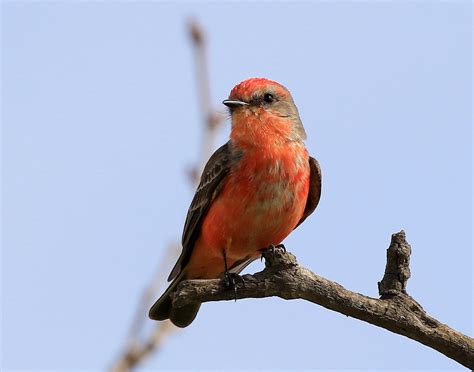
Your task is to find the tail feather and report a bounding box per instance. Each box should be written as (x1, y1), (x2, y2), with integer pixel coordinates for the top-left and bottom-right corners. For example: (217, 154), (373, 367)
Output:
(149, 272), (201, 328)
(169, 303), (201, 328)
(149, 291), (173, 321)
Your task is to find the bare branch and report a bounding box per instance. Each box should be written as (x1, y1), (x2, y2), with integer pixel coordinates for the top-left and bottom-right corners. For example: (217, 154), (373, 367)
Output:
(110, 244), (179, 372)
(126, 243), (179, 342)
(187, 19), (226, 181)
(110, 19), (224, 371)
(378, 230), (411, 296)
(171, 231), (474, 369)
(110, 321), (175, 372)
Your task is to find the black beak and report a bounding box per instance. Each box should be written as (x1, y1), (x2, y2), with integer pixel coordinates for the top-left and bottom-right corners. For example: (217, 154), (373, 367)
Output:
(222, 99), (249, 109)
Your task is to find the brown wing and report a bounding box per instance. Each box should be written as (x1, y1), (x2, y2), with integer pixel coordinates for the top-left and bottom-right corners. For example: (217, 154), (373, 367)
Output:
(167, 142), (232, 281)
(295, 156), (322, 228)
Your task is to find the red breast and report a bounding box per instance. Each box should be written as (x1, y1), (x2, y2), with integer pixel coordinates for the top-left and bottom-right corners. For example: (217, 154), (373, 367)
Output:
(185, 141), (310, 279)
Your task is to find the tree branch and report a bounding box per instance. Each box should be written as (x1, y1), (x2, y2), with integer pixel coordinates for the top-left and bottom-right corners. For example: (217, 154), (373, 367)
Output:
(110, 320), (175, 372)
(171, 231), (474, 369)
(110, 19), (225, 371)
(110, 244), (179, 372)
(187, 19), (225, 183)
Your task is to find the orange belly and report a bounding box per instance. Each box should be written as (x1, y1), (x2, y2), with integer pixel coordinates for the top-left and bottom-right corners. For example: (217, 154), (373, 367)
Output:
(184, 144), (310, 279)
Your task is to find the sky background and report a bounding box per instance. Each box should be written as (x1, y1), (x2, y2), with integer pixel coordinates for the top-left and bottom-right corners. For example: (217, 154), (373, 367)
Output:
(2, 1), (472, 371)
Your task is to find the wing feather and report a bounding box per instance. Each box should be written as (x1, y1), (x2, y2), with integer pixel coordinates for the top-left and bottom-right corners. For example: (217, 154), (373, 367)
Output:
(295, 156), (322, 228)
(167, 142), (232, 281)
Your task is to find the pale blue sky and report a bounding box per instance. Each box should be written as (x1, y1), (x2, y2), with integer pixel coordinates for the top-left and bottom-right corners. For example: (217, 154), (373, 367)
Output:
(2, 1), (472, 370)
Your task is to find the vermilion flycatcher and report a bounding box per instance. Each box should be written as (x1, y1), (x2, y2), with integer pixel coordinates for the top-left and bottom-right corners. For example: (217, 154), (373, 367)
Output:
(149, 78), (322, 327)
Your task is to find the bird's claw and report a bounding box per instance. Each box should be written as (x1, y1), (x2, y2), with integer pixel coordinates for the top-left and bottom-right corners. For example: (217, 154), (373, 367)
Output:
(260, 243), (286, 261)
(274, 243), (286, 253)
(224, 272), (244, 301)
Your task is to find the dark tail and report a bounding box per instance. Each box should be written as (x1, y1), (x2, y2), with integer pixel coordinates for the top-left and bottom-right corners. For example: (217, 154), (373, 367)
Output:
(148, 273), (201, 328)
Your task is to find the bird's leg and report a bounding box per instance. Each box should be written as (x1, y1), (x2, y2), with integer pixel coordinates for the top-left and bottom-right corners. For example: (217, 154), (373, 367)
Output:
(259, 243), (286, 261)
(222, 250), (243, 301)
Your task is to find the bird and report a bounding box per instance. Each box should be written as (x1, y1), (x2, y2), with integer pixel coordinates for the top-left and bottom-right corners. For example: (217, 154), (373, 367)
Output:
(149, 77), (322, 327)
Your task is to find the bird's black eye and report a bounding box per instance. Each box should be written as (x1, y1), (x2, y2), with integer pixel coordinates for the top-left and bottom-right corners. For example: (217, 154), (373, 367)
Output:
(263, 93), (274, 104)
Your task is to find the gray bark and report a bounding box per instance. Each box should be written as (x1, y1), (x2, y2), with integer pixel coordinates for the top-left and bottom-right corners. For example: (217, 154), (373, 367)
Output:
(171, 231), (474, 369)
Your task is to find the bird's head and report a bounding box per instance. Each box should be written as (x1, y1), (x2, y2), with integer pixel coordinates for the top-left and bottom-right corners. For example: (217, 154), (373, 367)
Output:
(223, 78), (306, 147)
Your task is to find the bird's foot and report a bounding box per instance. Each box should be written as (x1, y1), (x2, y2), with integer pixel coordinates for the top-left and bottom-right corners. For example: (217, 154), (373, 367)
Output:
(259, 243), (286, 261)
(224, 272), (244, 301)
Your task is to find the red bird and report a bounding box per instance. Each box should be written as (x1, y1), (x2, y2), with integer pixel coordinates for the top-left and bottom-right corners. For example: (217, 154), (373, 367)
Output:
(149, 78), (321, 327)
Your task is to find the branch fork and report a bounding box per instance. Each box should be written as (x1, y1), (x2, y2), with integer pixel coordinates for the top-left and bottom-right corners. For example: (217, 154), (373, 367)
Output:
(171, 231), (474, 369)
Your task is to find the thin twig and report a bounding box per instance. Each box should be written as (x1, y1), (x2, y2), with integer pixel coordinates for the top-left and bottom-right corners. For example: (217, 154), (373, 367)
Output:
(110, 244), (178, 372)
(110, 19), (224, 371)
(188, 19), (225, 182)
(111, 320), (175, 372)
(126, 244), (179, 343)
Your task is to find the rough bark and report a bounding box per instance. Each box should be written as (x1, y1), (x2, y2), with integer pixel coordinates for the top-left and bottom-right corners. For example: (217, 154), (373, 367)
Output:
(171, 231), (474, 369)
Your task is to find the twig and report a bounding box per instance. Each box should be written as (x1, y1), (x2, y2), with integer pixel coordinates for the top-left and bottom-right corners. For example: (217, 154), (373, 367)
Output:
(171, 231), (474, 369)
(188, 19), (225, 182)
(110, 244), (179, 372)
(110, 19), (224, 371)
(126, 244), (179, 343)
(110, 320), (175, 372)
